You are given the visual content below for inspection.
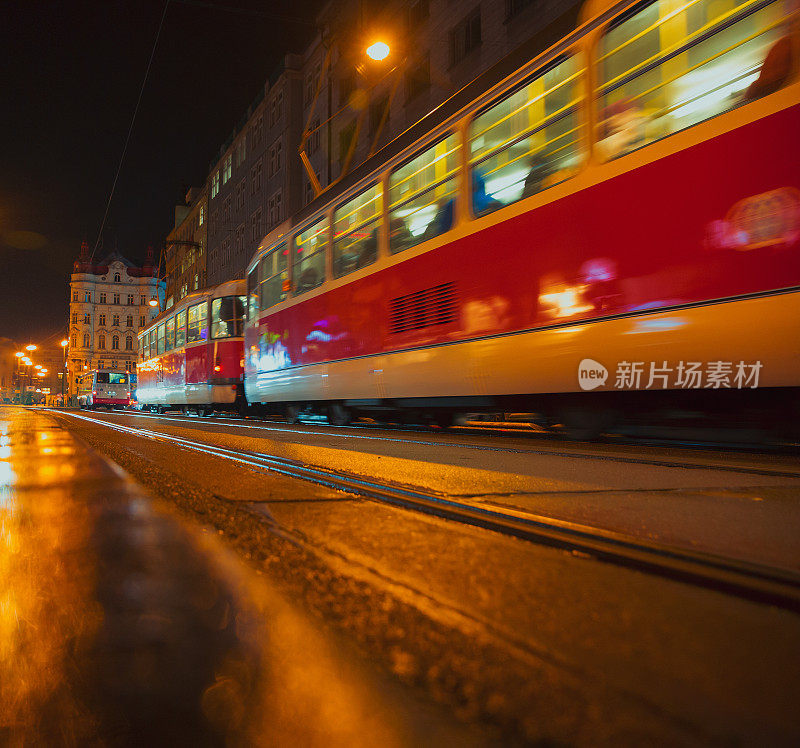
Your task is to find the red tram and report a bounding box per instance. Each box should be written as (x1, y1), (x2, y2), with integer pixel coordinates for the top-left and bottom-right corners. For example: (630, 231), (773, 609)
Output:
(242, 0), (800, 434)
(137, 280), (246, 414)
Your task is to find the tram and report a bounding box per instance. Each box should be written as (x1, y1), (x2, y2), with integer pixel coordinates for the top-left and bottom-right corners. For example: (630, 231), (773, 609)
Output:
(136, 280), (247, 414)
(78, 370), (132, 410)
(238, 0), (799, 434)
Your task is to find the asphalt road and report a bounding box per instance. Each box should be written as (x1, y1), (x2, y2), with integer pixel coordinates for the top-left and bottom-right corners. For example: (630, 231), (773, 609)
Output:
(36, 408), (800, 743)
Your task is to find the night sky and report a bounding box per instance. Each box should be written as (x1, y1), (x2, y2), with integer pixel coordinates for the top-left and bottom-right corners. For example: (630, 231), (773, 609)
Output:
(1, 0), (319, 343)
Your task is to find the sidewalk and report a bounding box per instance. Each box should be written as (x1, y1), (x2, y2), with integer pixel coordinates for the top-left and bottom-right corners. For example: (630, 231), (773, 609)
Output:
(0, 406), (475, 746)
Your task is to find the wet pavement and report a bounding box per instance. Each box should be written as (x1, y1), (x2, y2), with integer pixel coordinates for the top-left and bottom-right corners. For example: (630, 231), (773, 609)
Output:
(0, 406), (479, 746)
(44, 406), (800, 745)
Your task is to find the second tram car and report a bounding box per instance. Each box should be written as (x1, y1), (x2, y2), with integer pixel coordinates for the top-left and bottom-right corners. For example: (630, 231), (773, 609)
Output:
(137, 280), (247, 414)
(239, 0), (800, 435)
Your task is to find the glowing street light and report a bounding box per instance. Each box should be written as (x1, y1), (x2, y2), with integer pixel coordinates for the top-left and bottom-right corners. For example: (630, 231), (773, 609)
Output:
(15, 351), (24, 358)
(149, 298), (158, 307)
(366, 41), (390, 61)
(34, 364), (42, 370)
(60, 339), (69, 347)
(25, 344), (37, 351)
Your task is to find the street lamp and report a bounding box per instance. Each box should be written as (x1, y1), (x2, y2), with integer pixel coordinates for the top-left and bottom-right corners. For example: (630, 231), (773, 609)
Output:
(25, 344), (37, 352)
(60, 339), (68, 404)
(366, 41), (390, 61)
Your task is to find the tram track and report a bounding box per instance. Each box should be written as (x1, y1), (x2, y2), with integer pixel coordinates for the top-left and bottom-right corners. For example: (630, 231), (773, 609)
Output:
(57, 409), (800, 613)
(102, 408), (800, 479)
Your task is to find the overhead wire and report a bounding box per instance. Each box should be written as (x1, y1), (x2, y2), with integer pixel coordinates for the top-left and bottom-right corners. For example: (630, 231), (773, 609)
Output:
(91, 0), (171, 263)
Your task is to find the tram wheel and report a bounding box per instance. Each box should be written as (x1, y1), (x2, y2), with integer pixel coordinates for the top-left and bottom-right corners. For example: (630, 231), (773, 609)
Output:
(286, 404), (302, 424)
(328, 403), (352, 427)
(432, 411), (454, 429)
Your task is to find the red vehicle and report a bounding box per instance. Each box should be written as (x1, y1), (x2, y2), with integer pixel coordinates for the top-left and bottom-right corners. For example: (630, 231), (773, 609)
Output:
(242, 0), (799, 435)
(137, 280), (246, 414)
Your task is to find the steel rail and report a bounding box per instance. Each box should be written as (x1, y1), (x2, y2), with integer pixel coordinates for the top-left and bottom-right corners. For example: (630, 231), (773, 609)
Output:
(100, 409), (800, 478)
(58, 409), (800, 613)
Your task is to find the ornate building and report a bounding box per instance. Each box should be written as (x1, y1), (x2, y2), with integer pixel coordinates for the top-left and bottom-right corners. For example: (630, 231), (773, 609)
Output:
(67, 242), (165, 396)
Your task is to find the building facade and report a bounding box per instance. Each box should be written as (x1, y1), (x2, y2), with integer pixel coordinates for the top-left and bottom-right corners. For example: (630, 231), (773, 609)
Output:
(165, 186), (208, 309)
(67, 242), (165, 397)
(191, 0), (580, 289)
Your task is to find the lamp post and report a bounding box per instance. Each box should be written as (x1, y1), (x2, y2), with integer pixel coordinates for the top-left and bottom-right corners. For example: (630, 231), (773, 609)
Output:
(60, 339), (68, 405)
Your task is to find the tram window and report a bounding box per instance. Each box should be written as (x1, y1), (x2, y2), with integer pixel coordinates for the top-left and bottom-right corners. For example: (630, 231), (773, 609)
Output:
(165, 317), (175, 351)
(175, 309), (187, 347)
(156, 324), (165, 355)
(468, 55), (582, 216)
(211, 295), (246, 338)
(294, 217), (328, 294)
(248, 266), (259, 320)
(187, 302), (208, 343)
(96, 372), (110, 384)
(259, 244), (289, 310)
(333, 183), (382, 277)
(109, 373), (128, 385)
(389, 133), (460, 252)
(597, 0), (787, 160)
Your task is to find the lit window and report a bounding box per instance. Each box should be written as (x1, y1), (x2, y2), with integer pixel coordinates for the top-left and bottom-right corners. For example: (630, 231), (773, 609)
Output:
(100, 292), (107, 303)
(294, 216), (327, 294)
(98, 335), (106, 350)
(211, 170), (220, 198)
(113, 293), (120, 305)
(468, 55), (582, 215)
(389, 133), (459, 252)
(99, 314), (106, 325)
(223, 154), (232, 184)
(114, 273), (121, 283)
(113, 314), (120, 326)
(333, 183), (382, 277)
(127, 294), (134, 305)
(199, 205), (205, 225)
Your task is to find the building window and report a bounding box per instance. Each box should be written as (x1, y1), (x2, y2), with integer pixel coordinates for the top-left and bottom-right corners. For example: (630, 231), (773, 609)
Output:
(71, 312), (78, 324)
(111, 360), (118, 369)
(408, 0), (429, 27)
(125, 336), (133, 350)
(505, 0), (534, 20)
(126, 294), (133, 305)
(251, 158), (263, 195)
(251, 209), (263, 242)
(199, 205), (205, 225)
(450, 9), (481, 66)
(223, 153), (232, 184)
(126, 361), (134, 372)
(223, 196), (232, 223)
(70, 335), (77, 348)
(126, 315), (133, 327)
(98, 360), (104, 370)
(236, 137), (247, 167)
(100, 292), (107, 303)
(339, 71), (356, 107)
(84, 291), (91, 302)
(270, 89), (283, 126)
(405, 53), (430, 100)
(307, 118), (321, 156)
(267, 192), (281, 228)
(83, 334), (90, 348)
(140, 294), (146, 305)
(338, 120), (357, 164)
(370, 95), (389, 134)
(304, 179), (314, 206)
(83, 314), (91, 324)
(114, 273), (121, 282)
(140, 315), (146, 327)
(113, 293), (120, 305)
(269, 140), (282, 176)
(211, 170), (220, 198)
(305, 62), (321, 105)
(113, 314), (120, 326)
(72, 291), (79, 301)
(99, 314), (106, 325)
(98, 335), (106, 350)
(112, 335), (119, 350)
(252, 114), (263, 146)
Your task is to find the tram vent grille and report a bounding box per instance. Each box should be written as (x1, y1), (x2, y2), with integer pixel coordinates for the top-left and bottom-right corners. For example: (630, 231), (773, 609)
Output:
(389, 282), (457, 334)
